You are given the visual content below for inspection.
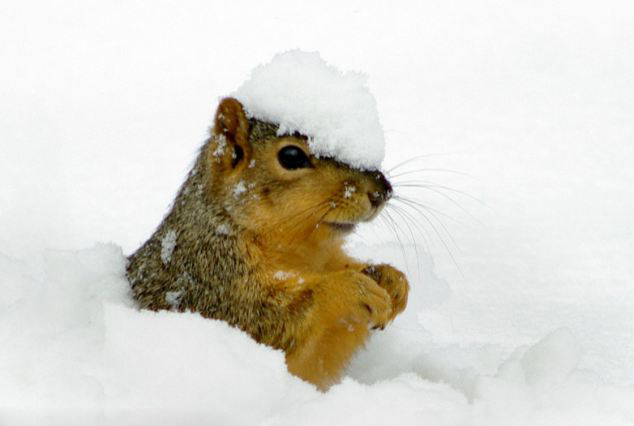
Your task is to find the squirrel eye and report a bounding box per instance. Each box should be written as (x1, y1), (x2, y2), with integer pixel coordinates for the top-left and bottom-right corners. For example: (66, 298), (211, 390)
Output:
(278, 145), (310, 170)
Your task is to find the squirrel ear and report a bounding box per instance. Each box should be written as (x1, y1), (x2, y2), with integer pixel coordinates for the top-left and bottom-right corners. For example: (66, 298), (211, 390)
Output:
(213, 97), (251, 169)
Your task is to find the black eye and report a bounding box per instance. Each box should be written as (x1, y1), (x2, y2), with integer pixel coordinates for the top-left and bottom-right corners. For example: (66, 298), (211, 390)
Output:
(278, 145), (310, 170)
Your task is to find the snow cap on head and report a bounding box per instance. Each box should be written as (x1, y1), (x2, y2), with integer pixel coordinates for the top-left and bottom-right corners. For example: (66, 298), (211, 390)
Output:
(232, 50), (385, 171)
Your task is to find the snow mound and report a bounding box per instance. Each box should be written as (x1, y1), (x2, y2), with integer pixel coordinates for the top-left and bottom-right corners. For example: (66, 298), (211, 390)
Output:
(0, 244), (315, 426)
(233, 50), (385, 170)
(2, 244), (634, 425)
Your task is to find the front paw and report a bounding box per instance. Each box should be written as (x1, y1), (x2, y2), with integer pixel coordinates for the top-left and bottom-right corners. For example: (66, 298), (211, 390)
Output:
(323, 270), (393, 331)
(361, 264), (409, 321)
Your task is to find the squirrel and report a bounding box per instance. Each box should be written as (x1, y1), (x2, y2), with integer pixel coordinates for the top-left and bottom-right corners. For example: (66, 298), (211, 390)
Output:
(127, 97), (409, 390)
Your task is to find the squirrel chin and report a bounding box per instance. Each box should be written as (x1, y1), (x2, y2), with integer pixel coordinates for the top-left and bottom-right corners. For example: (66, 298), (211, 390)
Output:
(324, 222), (356, 233)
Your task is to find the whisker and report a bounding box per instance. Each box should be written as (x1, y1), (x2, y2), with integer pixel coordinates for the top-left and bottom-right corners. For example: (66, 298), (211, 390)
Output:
(381, 208), (409, 271)
(391, 181), (484, 206)
(257, 202), (335, 262)
(267, 198), (332, 229)
(393, 195), (465, 227)
(382, 153), (475, 276)
(392, 196), (461, 245)
(391, 197), (464, 276)
(384, 204), (424, 278)
(386, 203), (431, 252)
(261, 199), (332, 245)
(394, 184), (483, 227)
(385, 153), (458, 174)
(388, 168), (473, 180)
(284, 203), (333, 245)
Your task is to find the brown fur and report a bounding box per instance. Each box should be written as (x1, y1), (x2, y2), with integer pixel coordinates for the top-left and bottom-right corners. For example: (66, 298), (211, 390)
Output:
(127, 97), (409, 389)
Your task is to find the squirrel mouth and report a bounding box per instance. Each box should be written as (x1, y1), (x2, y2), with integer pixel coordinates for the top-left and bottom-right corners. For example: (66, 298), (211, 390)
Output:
(325, 222), (356, 233)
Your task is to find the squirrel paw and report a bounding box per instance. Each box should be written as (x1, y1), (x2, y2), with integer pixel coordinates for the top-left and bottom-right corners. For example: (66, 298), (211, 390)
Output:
(333, 270), (392, 331)
(361, 264), (409, 323)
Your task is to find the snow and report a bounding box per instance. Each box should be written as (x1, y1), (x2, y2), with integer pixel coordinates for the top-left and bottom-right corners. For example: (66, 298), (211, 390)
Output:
(232, 180), (247, 198)
(160, 229), (177, 265)
(273, 270), (295, 280)
(3, 245), (634, 426)
(343, 184), (357, 199)
(233, 50), (385, 170)
(2, 0), (634, 424)
(212, 134), (227, 157)
(215, 223), (231, 235)
(165, 290), (184, 309)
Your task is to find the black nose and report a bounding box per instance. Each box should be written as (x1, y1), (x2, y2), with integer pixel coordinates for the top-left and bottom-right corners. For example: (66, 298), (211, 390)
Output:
(367, 171), (393, 208)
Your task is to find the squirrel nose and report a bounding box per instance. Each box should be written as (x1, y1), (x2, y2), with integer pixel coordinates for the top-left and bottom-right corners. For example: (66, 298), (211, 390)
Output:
(367, 171), (393, 208)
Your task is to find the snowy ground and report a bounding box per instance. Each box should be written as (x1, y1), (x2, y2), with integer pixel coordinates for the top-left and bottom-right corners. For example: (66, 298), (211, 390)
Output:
(1, 1), (634, 425)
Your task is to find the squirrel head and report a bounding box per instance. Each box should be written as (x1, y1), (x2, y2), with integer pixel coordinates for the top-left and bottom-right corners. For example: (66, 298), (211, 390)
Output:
(203, 97), (392, 248)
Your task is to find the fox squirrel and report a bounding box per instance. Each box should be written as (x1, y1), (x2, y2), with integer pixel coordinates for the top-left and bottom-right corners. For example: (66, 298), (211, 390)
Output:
(127, 97), (409, 389)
